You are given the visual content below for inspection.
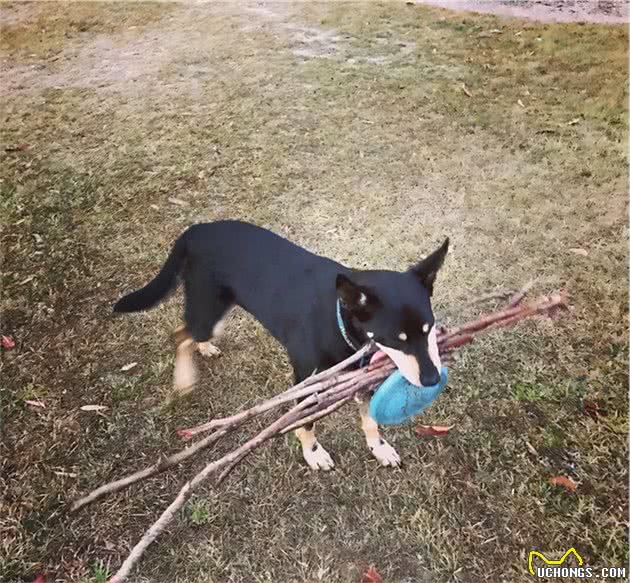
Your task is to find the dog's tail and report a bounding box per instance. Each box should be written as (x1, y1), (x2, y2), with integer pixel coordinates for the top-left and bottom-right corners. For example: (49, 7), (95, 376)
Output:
(113, 234), (187, 313)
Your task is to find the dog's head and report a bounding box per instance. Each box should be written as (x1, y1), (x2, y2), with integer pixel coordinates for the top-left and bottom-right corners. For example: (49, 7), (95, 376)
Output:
(336, 238), (449, 387)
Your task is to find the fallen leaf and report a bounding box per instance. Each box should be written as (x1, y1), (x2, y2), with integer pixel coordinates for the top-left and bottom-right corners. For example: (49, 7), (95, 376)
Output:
(80, 405), (108, 412)
(177, 428), (194, 440)
(25, 399), (46, 408)
(517, 99), (525, 108)
(462, 83), (473, 97)
(415, 424), (453, 437)
(121, 362), (138, 371)
(53, 470), (77, 478)
(567, 117), (581, 125)
(361, 566), (384, 583)
(582, 399), (606, 419)
(549, 475), (577, 492)
(150, 204), (160, 210)
(1, 335), (15, 349)
(525, 441), (539, 456)
(19, 275), (34, 285)
(5, 143), (30, 152)
(168, 197), (189, 207)
(569, 248), (588, 256)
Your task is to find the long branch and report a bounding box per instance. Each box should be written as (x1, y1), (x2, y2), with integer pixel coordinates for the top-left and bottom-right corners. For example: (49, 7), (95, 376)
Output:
(109, 389), (337, 583)
(73, 285), (568, 583)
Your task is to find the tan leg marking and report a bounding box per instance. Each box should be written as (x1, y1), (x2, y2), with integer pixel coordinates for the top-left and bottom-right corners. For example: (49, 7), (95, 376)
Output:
(358, 398), (401, 467)
(295, 426), (334, 471)
(172, 326), (198, 398)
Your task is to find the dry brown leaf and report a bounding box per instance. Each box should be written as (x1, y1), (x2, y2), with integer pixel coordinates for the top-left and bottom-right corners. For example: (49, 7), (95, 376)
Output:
(80, 405), (109, 412)
(549, 475), (577, 492)
(517, 99), (525, 108)
(415, 424), (453, 437)
(462, 83), (473, 97)
(25, 399), (46, 408)
(569, 248), (588, 256)
(5, 143), (30, 152)
(361, 566), (384, 583)
(121, 362), (138, 372)
(168, 197), (189, 207)
(567, 117), (581, 125)
(583, 399), (606, 420)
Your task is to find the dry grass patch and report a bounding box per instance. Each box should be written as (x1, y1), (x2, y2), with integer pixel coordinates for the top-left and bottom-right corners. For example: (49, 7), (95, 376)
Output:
(1, 2), (627, 582)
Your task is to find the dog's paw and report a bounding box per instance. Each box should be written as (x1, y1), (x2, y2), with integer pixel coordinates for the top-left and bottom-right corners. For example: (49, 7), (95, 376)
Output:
(197, 341), (222, 358)
(302, 442), (335, 471)
(367, 437), (401, 467)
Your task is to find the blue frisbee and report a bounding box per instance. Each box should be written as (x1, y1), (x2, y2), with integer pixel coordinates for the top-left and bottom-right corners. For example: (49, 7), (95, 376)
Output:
(369, 366), (449, 426)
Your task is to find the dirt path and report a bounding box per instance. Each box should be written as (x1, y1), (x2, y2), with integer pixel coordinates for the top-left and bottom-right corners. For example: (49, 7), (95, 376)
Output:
(416, 0), (629, 23)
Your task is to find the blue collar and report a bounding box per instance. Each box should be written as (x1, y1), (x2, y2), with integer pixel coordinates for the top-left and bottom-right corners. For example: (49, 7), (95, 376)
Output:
(336, 300), (372, 369)
(336, 298), (360, 351)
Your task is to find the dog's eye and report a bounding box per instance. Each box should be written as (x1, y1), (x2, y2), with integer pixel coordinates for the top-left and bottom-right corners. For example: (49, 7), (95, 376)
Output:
(398, 332), (408, 341)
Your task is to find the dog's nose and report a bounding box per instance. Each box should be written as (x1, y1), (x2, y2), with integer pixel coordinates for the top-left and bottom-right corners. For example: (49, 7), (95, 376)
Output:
(421, 369), (440, 387)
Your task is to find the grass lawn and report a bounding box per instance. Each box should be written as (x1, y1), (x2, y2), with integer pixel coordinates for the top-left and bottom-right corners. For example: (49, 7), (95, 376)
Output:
(1, 1), (627, 582)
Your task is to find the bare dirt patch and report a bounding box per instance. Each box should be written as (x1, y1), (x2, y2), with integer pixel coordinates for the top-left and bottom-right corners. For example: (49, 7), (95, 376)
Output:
(416, 0), (629, 23)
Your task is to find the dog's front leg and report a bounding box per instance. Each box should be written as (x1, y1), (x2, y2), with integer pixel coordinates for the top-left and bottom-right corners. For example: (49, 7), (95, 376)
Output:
(357, 396), (401, 467)
(295, 424), (335, 471)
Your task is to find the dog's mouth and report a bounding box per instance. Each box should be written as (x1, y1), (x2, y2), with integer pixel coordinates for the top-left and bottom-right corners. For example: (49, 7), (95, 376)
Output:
(374, 344), (422, 386)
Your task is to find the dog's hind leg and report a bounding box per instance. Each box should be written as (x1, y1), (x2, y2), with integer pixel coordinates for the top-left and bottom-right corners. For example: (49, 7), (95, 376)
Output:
(171, 274), (233, 398)
(356, 396), (401, 467)
(173, 325), (198, 398)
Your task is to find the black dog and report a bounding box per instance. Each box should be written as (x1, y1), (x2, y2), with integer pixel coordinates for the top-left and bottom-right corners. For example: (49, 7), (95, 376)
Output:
(114, 220), (448, 469)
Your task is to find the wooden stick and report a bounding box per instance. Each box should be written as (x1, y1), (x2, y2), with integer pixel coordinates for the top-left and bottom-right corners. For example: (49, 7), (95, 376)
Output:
(109, 400), (309, 583)
(70, 427), (230, 513)
(178, 344), (373, 439)
(74, 284), (568, 583)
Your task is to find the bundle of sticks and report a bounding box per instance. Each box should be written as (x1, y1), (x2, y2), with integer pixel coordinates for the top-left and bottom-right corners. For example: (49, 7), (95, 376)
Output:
(70, 285), (567, 583)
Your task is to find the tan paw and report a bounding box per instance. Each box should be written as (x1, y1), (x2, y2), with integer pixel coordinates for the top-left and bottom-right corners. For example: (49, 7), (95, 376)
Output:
(197, 341), (222, 358)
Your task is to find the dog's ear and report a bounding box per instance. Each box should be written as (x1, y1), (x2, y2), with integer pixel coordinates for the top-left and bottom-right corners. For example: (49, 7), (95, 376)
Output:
(336, 274), (380, 320)
(410, 238), (449, 295)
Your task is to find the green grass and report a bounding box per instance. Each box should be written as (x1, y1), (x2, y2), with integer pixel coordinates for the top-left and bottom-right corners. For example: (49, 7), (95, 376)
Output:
(90, 560), (111, 583)
(185, 497), (213, 527)
(1, 1), (627, 582)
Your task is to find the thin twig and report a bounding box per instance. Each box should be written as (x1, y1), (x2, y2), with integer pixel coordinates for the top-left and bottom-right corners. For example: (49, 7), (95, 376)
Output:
(70, 427), (230, 513)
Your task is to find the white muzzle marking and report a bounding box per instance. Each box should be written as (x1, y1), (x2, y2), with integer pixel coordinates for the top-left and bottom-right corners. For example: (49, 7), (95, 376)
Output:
(376, 343), (421, 386)
(427, 326), (441, 370)
(376, 326), (441, 387)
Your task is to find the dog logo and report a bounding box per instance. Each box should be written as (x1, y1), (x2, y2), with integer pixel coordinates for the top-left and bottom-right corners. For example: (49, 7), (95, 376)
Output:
(528, 547), (583, 576)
